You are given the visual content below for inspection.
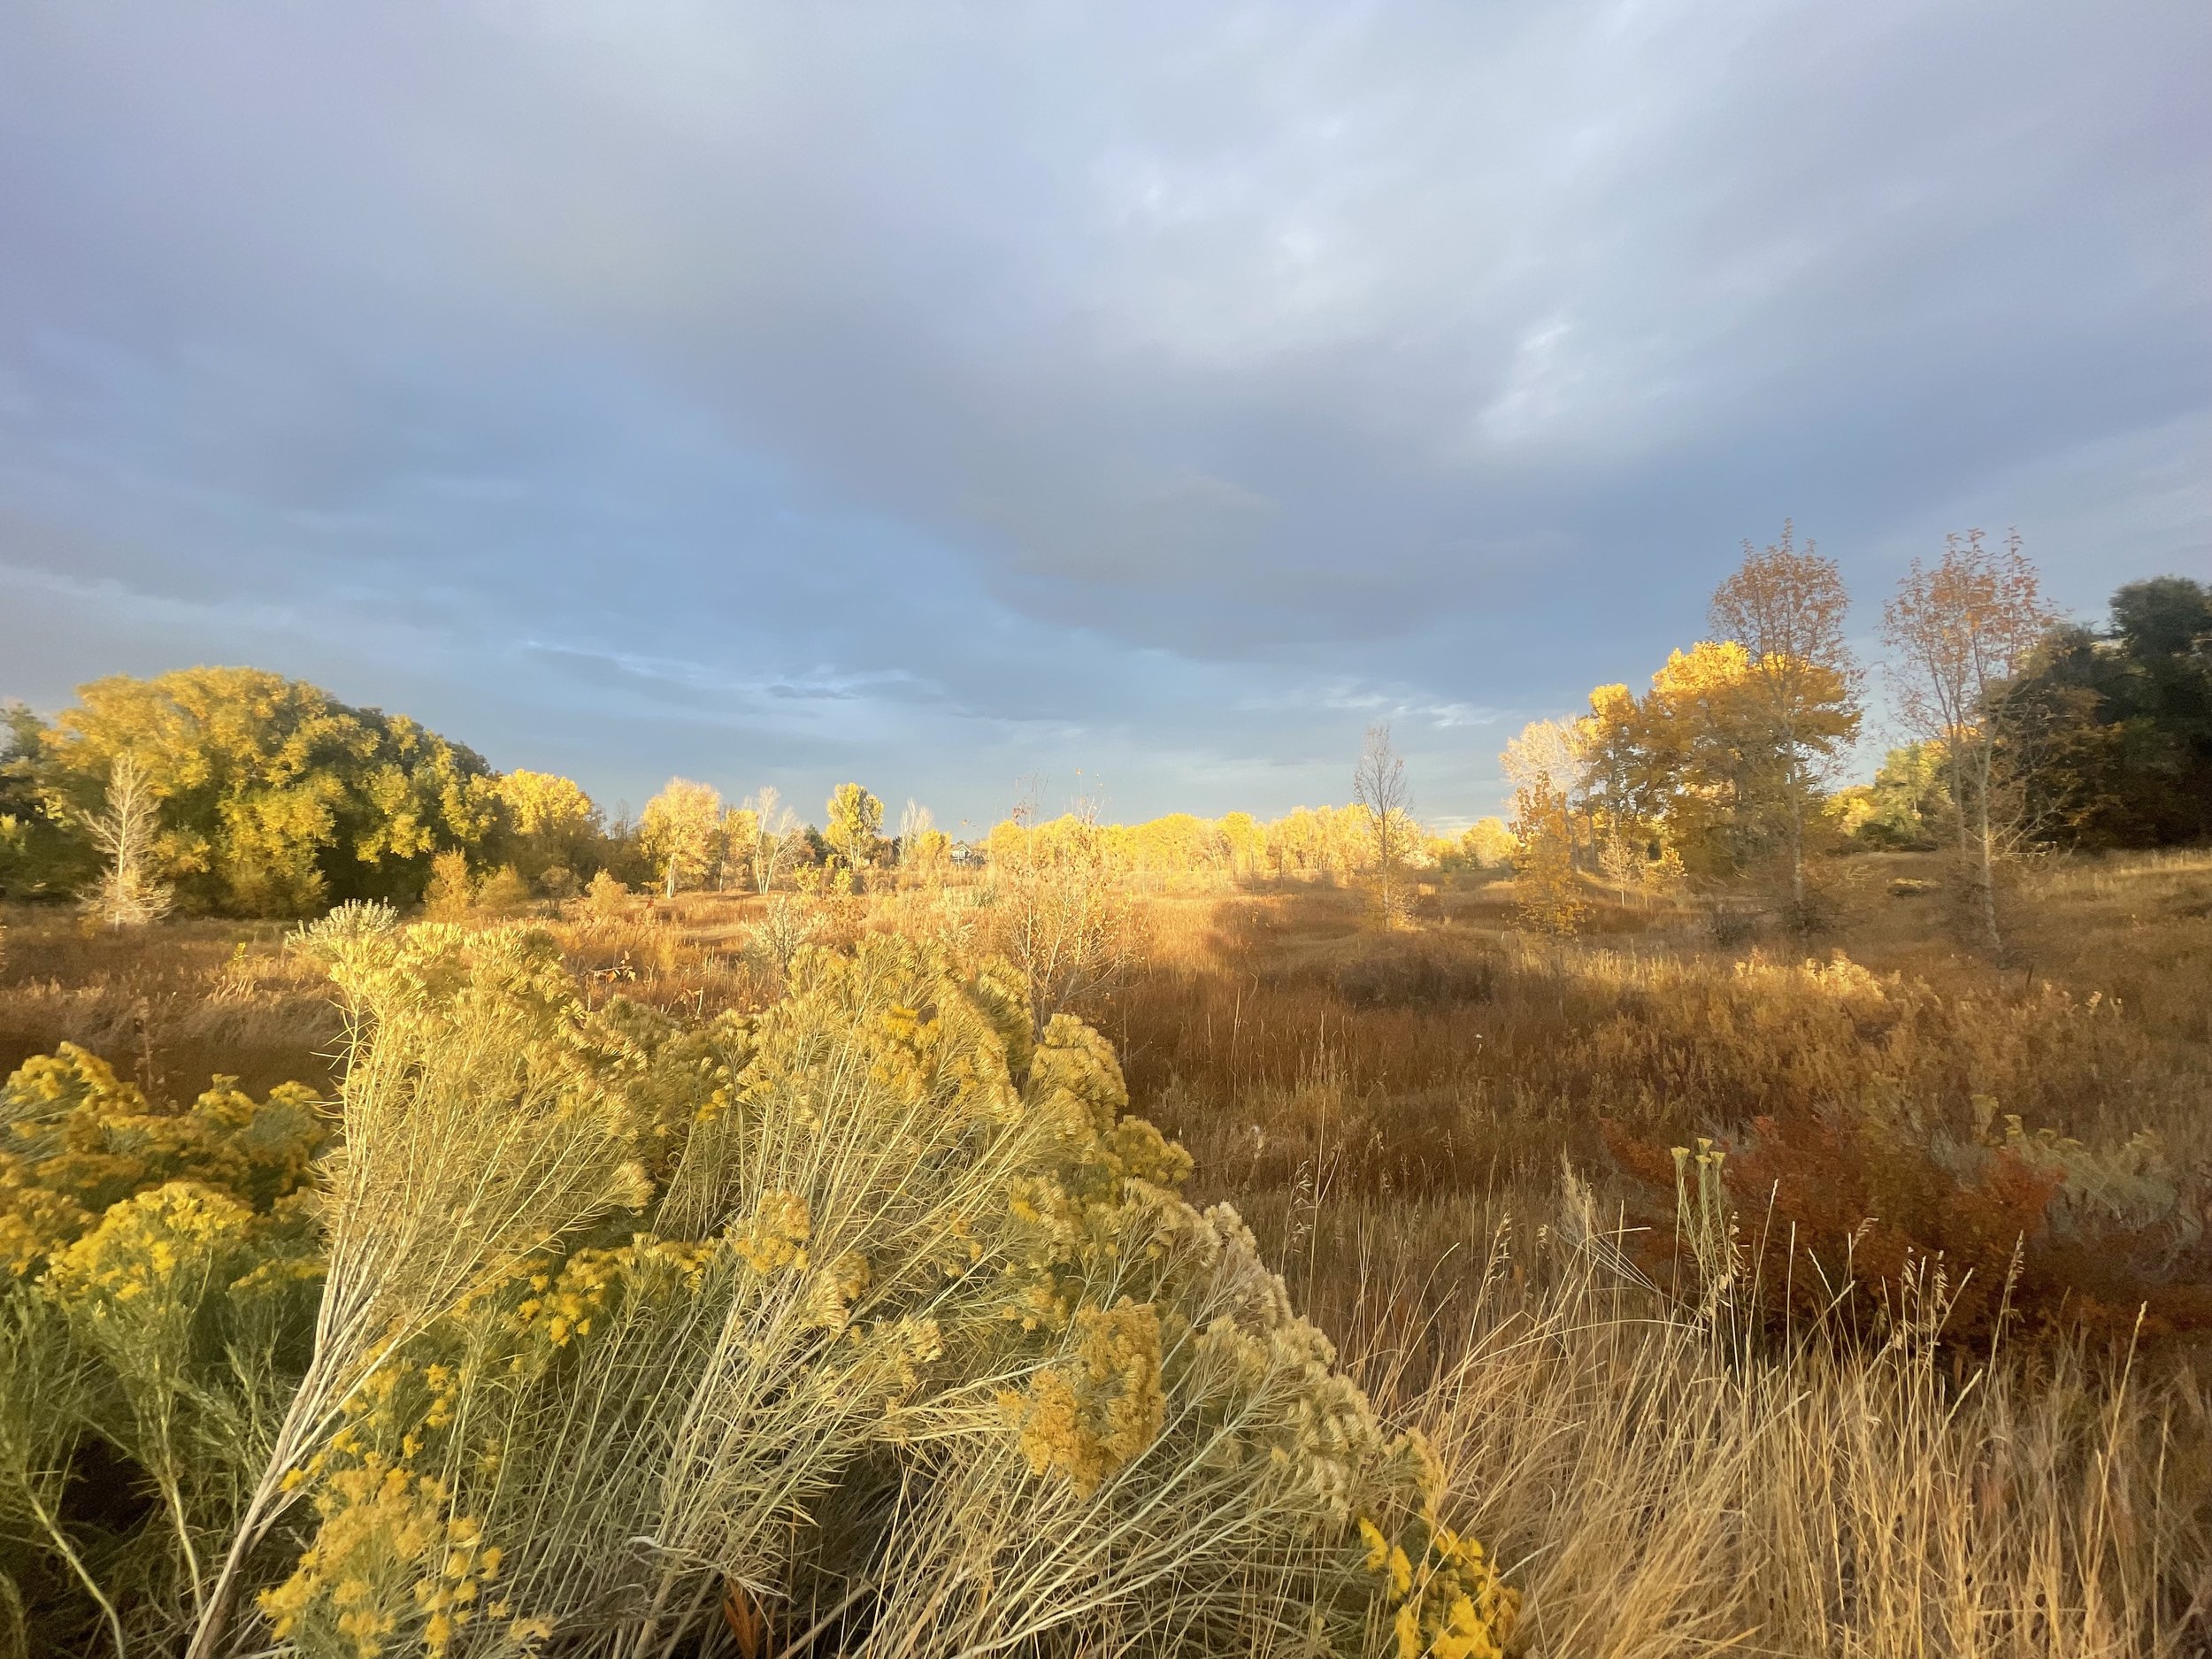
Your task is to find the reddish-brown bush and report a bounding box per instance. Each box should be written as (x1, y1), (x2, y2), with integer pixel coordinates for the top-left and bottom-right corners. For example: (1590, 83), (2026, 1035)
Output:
(1604, 1107), (2212, 1343)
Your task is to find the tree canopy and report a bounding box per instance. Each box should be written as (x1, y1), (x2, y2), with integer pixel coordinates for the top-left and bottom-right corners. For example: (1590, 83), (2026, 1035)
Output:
(28, 668), (500, 916)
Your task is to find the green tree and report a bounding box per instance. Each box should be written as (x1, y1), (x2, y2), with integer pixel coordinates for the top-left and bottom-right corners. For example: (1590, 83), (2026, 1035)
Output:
(35, 669), (498, 916)
(1836, 744), (1950, 850)
(2000, 577), (2212, 848)
(1, 703), (90, 899)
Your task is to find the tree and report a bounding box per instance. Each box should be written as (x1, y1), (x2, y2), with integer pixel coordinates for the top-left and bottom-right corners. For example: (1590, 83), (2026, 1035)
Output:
(896, 799), (952, 883)
(0, 703), (88, 899)
(1509, 778), (1585, 937)
(1460, 817), (1517, 869)
(1709, 524), (1862, 926)
(1351, 724), (1415, 926)
(1500, 718), (1585, 806)
(1216, 811), (1268, 880)
(1502, 719), (1587, 935)
(736, 787), (802, 895)
(35, 668), (498, 916)
(1882, 530), (2058, 956)
(80, 752), (173, 927)
(639, 778), (724, 898)
(895, 799), (932, 870)
(1998, 577), (2212, 848)
(1835, 743), (1949, 850)
(823, 782), (884, 875)
(1640, 642), (1785, 880)
(495, 770), (602, 884)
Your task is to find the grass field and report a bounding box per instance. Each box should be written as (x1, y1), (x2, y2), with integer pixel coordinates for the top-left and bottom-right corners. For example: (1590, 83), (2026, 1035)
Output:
(3, 849), (2208, 1654)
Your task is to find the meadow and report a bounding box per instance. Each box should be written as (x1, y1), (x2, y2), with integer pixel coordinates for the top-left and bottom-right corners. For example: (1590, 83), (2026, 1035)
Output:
(3, 847), (2208, 1656)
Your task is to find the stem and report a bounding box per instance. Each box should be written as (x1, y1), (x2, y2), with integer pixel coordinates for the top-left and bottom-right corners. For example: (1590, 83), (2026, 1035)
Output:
(25, 1481), (127, 1659)
(184, 1353), (332, 1659)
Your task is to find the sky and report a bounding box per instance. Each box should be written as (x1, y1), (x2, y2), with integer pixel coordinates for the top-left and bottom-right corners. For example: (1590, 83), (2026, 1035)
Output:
(2, 3), (2207, 832)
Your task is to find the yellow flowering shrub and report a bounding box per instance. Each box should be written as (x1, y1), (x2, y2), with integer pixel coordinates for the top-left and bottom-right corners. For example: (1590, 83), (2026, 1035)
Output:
(0, 1043), (326, 1278)
(44, 1180), (255, 1313)
(256, 1466), (533, 1659)
(3, 924), (1514, 1658)
(1000, 1299), (1166, 1495)
(1360, 1497), (1521, 1659)
(0, 1039), (331, 1655)
(731, 1188), (811, 1276)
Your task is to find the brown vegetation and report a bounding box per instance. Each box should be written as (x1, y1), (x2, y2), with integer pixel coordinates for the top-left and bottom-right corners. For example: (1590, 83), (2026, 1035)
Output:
(5, 841), (2206, 1652)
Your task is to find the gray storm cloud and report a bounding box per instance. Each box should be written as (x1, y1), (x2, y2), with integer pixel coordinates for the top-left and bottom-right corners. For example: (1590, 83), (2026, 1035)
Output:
(1, 1), (2205, 825)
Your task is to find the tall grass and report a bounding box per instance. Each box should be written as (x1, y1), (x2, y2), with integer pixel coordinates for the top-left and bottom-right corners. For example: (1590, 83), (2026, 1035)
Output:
(2, 849), (2206, 1655)
(1293, 1186), (2211, 1656)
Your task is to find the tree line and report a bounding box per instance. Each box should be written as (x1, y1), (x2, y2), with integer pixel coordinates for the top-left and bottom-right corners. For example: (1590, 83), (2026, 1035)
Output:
(0, 668), (916, 918)
(3, 542), (2204, 936)
(1496, 527), (2211, 950)
(0, 669), (1456, 921)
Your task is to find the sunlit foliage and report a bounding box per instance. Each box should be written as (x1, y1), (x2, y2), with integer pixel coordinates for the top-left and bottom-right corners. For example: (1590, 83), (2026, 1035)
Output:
(823, 781), (884, 874)
(0, 921), (1509, 1658)
(637, 778), (724, 899)
(33, 669), (499, 917)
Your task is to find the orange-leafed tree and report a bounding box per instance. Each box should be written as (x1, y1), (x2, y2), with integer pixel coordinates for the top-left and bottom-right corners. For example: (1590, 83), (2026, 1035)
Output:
(1709, 524), (1863, 926)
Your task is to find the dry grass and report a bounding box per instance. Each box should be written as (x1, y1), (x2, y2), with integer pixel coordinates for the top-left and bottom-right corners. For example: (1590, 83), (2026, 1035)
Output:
(5, 849), (2209, 1654)
(1412, 1206), (2207, 1655)
(0, 909), (341, 1098)
(1099, 854), (2212, 1652)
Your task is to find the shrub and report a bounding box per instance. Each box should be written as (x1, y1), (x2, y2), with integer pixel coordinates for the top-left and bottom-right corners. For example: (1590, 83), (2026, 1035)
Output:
(584, 868), (628, 915)
(0, 927), (1515, 1657)
(0, 1045), (326, 1279)
(422, 849), (474, 921)
(1604, 1099), (2212, 1343)
(472, 864), (535, 914)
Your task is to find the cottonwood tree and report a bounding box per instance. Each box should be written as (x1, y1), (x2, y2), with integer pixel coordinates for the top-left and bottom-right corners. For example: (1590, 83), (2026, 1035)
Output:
(639, 778), (724, 898)
(717, 805), (757, 891)
(495, 769), (602, 892)
(896, 799), (951, 882)
(81, 752), (173, 927)
(1572, 644), (1798, 886)
(1502, 719), (1587, 936)
(1709, 523), (1863, 927)
(737, 787), (802, 894)
(824, 782), (884, 875)
(39, 667), (499, 916)
(896, 798), (932, 859)
(1883, 529), (2058, 956)
(1351, 723), (1416, 926)
(1460, 817), (1517, 870)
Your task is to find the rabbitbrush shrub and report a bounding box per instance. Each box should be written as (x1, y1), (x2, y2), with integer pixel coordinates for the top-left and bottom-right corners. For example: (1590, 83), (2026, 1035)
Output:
(0, 918), (1513, 1658)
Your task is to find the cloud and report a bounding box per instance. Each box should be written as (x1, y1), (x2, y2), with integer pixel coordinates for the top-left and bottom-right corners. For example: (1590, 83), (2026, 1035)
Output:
(0, 0), (2205, 824)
